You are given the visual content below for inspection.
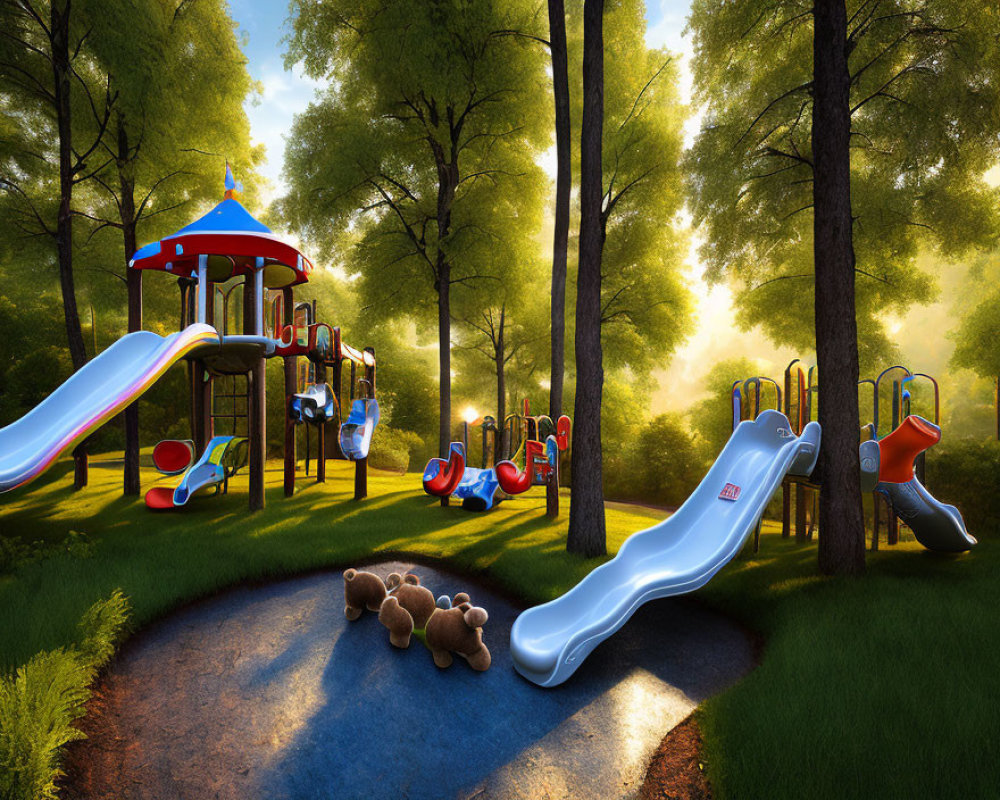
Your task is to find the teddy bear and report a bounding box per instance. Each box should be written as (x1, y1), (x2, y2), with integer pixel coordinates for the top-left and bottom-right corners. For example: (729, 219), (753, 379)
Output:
(377, 573), (442, 648)
(425, 599), (491, 672)
(342, 568), (390, 620)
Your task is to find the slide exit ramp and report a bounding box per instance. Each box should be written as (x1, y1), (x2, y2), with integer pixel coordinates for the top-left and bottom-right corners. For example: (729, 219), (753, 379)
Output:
(0, 324), (218, 493)
(510, 410), (821, 688)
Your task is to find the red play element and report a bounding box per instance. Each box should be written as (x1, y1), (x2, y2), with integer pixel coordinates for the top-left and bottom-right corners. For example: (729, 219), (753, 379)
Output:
(719, 483), (741, 501)
(556, 415), (572, 451)
(152, 440), (194, 475)
(496, 441), (545, 495)
(423, 444), (465, 497)
(144, 487), (176, 510)
(877, 415), (941, 484)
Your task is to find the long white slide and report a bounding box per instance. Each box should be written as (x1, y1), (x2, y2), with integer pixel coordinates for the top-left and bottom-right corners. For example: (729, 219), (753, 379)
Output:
(0, 324), (219, 493)
(510, 410), (821, 687)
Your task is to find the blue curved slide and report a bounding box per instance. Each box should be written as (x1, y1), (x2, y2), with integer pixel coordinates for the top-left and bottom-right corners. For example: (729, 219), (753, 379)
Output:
(339, 399), (380, 460)
(0, 324), (219, 493)
(510, 410), (821, 688)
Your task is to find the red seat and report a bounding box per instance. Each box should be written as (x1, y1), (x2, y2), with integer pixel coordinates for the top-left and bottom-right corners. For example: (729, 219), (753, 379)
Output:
(152, 440), (195, 475)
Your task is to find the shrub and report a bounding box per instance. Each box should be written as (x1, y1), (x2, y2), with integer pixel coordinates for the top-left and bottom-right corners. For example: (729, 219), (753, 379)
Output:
(0, 591), (130, 800)
(605, 413), (703, 507)
(925, 439), (1000, 536)
(369, 426), (424, 473)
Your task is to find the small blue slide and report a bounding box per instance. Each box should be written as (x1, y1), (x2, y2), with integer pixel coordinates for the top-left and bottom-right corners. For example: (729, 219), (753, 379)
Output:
(339, 399), (380, 460)
(510, 410), (821, 687)
(146, 436), (247, 509)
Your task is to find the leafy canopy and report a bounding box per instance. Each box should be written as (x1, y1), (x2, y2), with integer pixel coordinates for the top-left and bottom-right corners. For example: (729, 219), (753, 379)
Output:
(686, 0), (1000, 370)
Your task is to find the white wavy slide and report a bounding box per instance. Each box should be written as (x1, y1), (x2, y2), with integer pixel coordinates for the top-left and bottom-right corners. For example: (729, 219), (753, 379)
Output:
(0, 324), (219, 493)
(510, 410), (821, 688)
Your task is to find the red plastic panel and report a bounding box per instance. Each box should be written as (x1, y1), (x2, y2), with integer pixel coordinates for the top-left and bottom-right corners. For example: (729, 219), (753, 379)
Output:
(877, 415), (941, 484)
(423, 445), (466, 497)
(556, 416), (572, 451)
(496, 441), (545, 495)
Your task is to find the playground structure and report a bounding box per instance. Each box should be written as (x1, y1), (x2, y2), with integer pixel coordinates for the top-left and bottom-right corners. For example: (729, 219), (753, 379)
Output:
(423, 400), (571, 514)
(0, 167), (379, 509)
(732, 360), (972, 552)
(511, 364), (974, 688)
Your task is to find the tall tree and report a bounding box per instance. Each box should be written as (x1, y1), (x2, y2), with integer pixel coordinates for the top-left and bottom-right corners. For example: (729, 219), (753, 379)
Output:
(548, 0), (571, 420)
(687, 0), (1000, 371)
(0, 0), (117, 371)
(812, 0), (865, 574)
(687, 0), (1000, 572)
(567, 0), (606, 557)
(281, 0), (550, 458)
(80, 0), (259, 495)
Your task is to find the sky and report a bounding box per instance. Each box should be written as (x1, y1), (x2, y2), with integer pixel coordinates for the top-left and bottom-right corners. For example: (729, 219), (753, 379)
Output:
(224, 1), (977, 416)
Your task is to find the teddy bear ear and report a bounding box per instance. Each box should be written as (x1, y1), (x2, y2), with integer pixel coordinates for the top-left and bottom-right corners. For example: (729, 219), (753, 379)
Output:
(453, 592), (470, 605)
(404, 573), (420, 586)
(344, 568), (357, 581)
(436, 595), (452, 610)
(385, 572), (402, 589)
(464, 607), (488, 628)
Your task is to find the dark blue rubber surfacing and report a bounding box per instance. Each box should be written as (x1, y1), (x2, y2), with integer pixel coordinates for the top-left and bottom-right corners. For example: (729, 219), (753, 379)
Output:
(68, 562), (753, 800)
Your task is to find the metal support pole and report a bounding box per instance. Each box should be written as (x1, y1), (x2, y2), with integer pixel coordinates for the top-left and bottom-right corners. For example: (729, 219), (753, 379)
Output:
(197, 254), (208, 324)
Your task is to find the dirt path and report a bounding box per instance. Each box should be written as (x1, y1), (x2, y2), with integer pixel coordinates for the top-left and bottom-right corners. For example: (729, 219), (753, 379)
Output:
(65, 561), (753, 800)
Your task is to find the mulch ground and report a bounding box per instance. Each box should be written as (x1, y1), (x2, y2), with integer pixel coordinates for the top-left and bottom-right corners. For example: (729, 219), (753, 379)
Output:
(641, 716), (712, 800)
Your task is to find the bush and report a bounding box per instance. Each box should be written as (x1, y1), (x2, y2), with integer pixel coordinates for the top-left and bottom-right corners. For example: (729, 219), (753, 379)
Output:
(369, 426), (425, 473)
(925, 439), (1000, 536)
(0, 591), (130, 800)
(604, 413), (704, 507)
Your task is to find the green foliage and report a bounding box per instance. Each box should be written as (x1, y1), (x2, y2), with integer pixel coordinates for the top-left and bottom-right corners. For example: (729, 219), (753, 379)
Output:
(0, 590), (129, 800)
(690, 356), (758, 460)
(605, 413), (703, 507)
(950, 250), (1000, 380)
(925, 439), (1000, 534)
(686, 0), (1000, 370)
(369, 427), (424, 473)
(562, 0), (694, 378)
(0, 531), (95, 576)
(280, 0), (550, 334)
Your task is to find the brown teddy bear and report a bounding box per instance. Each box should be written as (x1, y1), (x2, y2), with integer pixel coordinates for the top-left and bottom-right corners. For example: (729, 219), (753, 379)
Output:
(342, 568), (389, 620)
(425, 600), (491, 671)
(377, 573), (440, 648)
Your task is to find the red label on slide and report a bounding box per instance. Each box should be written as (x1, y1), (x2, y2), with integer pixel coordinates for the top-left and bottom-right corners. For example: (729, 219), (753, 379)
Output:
(719, 483), (741, 501)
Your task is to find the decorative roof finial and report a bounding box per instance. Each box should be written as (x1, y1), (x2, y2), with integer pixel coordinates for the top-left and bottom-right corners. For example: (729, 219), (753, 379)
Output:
(224, 161), (237, 200)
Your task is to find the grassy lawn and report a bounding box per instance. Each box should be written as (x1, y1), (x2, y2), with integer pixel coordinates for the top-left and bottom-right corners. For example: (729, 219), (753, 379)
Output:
(1, 455), (996, 799)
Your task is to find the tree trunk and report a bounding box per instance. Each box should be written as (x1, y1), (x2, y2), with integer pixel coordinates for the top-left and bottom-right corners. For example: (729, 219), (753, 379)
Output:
(120, 121), (142, 496)
(567, 0), (606, 558)
(496, 306), (506, 442)
(812, 0), (866, 575)
(548, 0), (571, 420)
(51, 1), (87, 372)
(52, 1), (89, 489)
(437, 262), (452, 457)
(433, 146), (459, 457)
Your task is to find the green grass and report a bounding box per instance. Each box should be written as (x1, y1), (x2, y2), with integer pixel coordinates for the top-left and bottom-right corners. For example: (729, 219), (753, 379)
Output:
(0, 454), (663, 670)
(1, 456), (997, 799)
(697, 530), (1000, 799)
